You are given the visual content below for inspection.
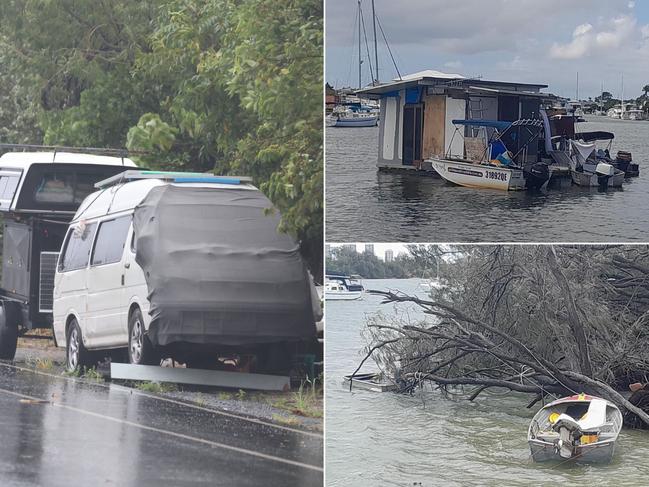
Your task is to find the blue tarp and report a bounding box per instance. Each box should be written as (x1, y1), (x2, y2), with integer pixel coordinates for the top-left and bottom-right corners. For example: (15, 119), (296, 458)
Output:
(405, 87), (422, 104)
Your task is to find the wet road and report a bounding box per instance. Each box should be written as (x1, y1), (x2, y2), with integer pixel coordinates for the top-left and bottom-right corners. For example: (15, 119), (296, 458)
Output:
(0, 362), (323, 486)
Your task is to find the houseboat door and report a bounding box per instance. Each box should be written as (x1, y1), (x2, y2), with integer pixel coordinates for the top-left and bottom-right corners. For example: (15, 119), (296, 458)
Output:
(403, 104), (423, 166)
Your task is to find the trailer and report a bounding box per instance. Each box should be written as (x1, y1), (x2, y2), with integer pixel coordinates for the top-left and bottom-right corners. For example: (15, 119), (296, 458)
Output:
(0, 145), (137, 360)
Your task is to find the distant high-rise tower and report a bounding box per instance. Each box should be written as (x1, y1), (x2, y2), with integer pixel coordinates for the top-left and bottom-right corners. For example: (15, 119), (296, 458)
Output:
(364, 244), (374, 254)
(385, 249), (394, 262)
(342, 244), (357, 253)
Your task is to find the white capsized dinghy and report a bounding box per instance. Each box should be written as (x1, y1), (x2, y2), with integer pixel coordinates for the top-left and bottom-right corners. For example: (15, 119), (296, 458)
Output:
(528, 393), (622, 463)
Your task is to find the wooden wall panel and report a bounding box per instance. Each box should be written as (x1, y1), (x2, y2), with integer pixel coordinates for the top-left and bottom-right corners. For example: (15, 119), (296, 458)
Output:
(422, 95), (446, 159)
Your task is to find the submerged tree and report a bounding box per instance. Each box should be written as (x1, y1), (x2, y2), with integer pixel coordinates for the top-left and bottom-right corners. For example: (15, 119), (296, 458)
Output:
(354, 245), (649, 427)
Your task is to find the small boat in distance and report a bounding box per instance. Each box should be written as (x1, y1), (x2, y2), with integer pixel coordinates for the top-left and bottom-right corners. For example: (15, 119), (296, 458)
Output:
(528, 394), (623, 463)
(325, 273), (365, 300)
(326, 105), (378, 128)
(325, 281), (362, 300)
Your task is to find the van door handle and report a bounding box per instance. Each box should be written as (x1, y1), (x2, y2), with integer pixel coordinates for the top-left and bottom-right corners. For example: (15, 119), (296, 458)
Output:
(121, 275), (125, 286)
(124, 262), (130, 269)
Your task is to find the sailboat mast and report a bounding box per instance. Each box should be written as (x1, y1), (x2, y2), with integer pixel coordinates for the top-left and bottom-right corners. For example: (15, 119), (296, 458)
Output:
(371, 0), (379, 84)
(621, 73), (625, 117)
(576, 71), (579, 101)
(358, 1), (362, 89)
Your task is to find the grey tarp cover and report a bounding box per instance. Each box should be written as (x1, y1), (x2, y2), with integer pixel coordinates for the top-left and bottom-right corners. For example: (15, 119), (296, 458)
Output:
(133, 185), (316, 347)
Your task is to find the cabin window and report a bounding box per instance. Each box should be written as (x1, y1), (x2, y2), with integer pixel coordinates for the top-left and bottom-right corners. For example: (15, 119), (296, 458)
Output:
(403, 104), (423, 165)
(91, 216), (132, 266)
(59, 222), (97, 272)
(0, 169), (22, 209)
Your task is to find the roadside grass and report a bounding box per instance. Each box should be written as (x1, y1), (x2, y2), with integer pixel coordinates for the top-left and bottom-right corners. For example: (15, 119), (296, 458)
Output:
(83, 367), (104, 382)
(25, 357), (55, 371)
(271, 414), (301, 427)
(218, 391), (232, 401)
(195, 393), (207, 407)
(135, 381), (177, 393)
(272, 379), (323, 418)
(62, 368), (80, 378)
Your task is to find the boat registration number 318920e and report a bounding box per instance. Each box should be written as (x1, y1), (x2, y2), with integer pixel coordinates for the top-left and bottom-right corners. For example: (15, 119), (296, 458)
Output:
(485, 170), (508, 182)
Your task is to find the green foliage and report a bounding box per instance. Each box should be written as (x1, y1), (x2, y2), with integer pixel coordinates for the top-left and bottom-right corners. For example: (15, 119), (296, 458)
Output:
(0, 0), (323, 275)
(327, 245), (453, 279)
(135, 381), (177, 393)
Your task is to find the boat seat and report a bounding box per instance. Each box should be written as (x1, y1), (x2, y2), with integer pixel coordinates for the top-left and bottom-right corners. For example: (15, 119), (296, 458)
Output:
(578, 399), (608, 431)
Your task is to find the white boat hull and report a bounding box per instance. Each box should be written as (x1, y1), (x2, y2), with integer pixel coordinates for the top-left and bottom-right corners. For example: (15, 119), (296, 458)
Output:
(529, 438), (616, 463)
(571, 170), (624, 187)
(326, 115), (378, 128)
(430, 158), (526, 191)
(325, 290), (362, 301)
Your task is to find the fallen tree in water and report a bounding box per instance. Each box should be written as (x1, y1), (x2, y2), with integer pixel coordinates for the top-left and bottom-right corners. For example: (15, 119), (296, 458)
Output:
(354, 245), (649, 427)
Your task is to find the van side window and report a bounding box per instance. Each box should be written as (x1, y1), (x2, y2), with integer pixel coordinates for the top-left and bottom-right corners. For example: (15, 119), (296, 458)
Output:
(59, 223), (97, 272)
(91, 216), (132, 266)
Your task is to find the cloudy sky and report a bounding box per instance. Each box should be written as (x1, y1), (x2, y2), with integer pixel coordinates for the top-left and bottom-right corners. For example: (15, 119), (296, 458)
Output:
(326, 0), (649, 99)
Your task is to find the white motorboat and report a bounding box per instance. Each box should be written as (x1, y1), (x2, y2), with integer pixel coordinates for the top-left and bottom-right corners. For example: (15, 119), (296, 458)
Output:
(570, 140), (625, 188)
(325, 281), (362, 301)
(430, 157), (526, 191)
(528, 393), (623, 463)
(429, 118), (547, 191)
(326, 106), (378, 128)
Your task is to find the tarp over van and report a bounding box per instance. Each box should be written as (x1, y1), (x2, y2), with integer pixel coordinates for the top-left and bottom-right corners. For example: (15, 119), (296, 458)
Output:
(132, 185), (316, 347)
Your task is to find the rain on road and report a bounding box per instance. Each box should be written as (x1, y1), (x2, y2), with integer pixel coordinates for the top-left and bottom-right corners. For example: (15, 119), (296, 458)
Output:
(0, 362), (323, 486)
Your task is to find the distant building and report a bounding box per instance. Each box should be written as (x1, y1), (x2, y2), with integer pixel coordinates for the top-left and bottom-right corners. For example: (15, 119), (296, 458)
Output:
(385, 249), (394, 262)
(325, 244), (332, 259)
(342, 244), (357, 253)
(364, 244), (374, 254)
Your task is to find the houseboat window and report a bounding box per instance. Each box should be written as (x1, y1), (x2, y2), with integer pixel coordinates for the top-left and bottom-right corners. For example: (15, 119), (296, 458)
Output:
(91, 216), (132, 266)
(0, 169), (22, 208)
(59, 222), (97, 272)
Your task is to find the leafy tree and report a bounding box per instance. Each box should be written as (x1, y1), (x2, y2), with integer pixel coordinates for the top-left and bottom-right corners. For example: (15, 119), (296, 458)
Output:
(0, 0), (323, 276)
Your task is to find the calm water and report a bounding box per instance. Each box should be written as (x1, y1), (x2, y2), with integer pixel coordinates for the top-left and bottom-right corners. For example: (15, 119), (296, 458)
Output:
(326, 117), (649, 242)
(325, 279), (649, 486)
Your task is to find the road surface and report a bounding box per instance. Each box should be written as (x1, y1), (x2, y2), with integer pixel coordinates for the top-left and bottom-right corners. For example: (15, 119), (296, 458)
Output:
(0, 362), (323, 486)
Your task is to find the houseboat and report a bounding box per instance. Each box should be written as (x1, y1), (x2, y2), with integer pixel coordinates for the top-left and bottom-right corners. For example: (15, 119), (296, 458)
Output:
(355, 70), (559, 175)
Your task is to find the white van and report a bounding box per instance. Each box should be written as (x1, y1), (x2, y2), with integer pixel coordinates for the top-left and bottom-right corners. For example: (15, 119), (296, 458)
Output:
(53, 170), (318, 372)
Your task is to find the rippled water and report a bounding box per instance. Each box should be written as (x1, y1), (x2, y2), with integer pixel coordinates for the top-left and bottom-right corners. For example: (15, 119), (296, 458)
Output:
(326, 117), (649, 242)
(325, 279), (649, 486)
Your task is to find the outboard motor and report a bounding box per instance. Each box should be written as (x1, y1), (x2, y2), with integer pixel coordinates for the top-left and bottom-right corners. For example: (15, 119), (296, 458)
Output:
(552, 414), (582, 459)
(525, 163), (550, 190)
(595, 162), (614, 189)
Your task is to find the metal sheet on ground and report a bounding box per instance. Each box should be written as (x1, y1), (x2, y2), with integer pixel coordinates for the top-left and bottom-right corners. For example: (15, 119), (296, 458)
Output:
(110, 362), (290, 391)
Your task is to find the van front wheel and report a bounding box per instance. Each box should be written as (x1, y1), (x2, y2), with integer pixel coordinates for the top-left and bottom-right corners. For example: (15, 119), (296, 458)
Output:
(128, 309), (159, 366)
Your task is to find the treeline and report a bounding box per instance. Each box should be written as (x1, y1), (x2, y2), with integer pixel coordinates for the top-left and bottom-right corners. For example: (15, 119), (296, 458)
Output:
(326, 245), (450, 279)
(0, 0), (322, 276)
(593, 85), (649, 111)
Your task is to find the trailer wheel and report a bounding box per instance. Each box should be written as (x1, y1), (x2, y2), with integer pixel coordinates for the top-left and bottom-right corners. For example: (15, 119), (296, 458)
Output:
(0, 301), (19, 360)
(66, 319), (95, 372)
(128, 308), (159, 366)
